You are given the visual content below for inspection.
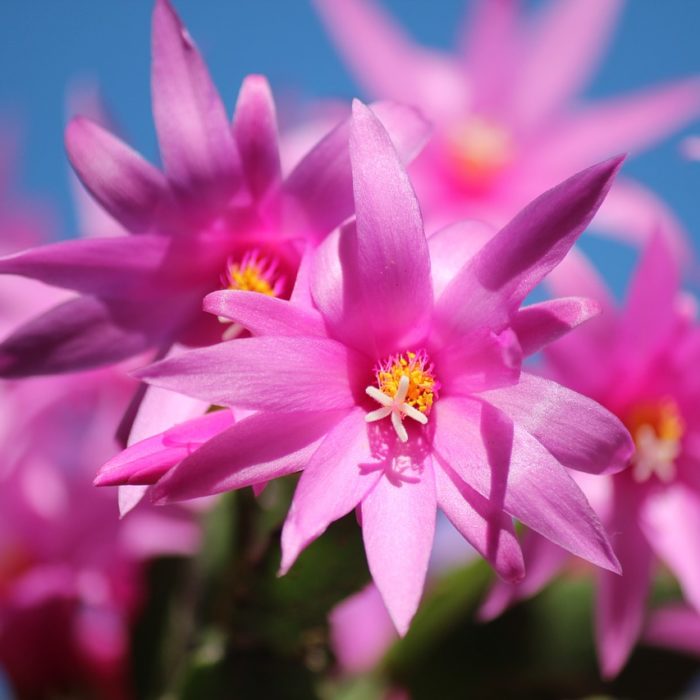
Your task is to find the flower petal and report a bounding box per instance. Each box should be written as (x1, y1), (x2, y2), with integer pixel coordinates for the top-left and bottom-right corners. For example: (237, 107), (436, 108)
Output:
(151, 410), (346, 503)
(361, 460), (436, 635)
(511, 296), (601, 357)
(203, 290), (327, 338)
(138, 336), (362, 412)
(65, 117), (168, 234)
(434, 462), (524, 582)
(151, 0), (241, 211)
(232, 74), (282, 202)
(434, 157), (622, 341)
(280, 409), (381, 573)
(644, 606), (700, 656)
(432, 397), (620, 572)
(479, 373), (633, 475)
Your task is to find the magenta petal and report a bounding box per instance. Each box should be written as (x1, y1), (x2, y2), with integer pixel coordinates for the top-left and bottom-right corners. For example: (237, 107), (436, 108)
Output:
(203, 290), (327, 337)
(151, 410), (346, 502)
(512, 0), (623, 130)
(284, 100), (430, 242)
(138, 336), (362, 412)
(435, 157), (622, 341)
(595, 486), (652, 679)
(434, 463), (524, 582)
(280, 409), (381, 573)
(232, 75), (282, 202)
(349, 100), (433, 353)
(644, 606), (700, 656)
(361, 462), (436, 635)
(480, 373), (632, 475)
(641, 482), (700, 613)
(479, 530), (568, 621)
(432, 398), (620, 573)
(0, 235), (171, 298)
(0, 296), (163, 377)
(96, 410), (234, 486)
(66, 117), (168, 233)
(511, 296), (601, 357)
(151, 0), (241, 210)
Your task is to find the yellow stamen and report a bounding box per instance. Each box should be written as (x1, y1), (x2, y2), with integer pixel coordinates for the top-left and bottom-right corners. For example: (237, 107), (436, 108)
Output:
(376, 350), (439, 416)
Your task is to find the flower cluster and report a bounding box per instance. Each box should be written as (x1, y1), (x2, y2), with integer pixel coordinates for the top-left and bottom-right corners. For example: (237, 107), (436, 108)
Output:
(1, 0), (700, 695)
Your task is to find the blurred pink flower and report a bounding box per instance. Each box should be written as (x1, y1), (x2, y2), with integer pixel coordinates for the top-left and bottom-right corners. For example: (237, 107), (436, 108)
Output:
(314, 0), (699, 252)
(482, 232), (700, 678)
(98, 102), (632, 634)
(644, 605), (700, 657)
(0, 0), (429, 380)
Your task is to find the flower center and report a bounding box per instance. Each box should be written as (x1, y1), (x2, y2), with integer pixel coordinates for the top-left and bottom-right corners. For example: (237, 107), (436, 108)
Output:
(446, 116), (512, 191)
(626, 399), (685, 483)
(365, 350), (440, 443)
(218, 249), (285, 339)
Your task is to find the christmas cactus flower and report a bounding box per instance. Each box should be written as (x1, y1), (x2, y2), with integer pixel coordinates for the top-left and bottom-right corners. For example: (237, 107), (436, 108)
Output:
(96, 101), (632, 634)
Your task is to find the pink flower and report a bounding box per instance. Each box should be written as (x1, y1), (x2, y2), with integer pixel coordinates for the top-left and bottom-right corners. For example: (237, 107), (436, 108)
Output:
(314, 0), (699, 251)
(482, 232), (700, 677)
(99, 101), (632, 634)
(644, 605), (700, 657)
(0, 0), (428, 379)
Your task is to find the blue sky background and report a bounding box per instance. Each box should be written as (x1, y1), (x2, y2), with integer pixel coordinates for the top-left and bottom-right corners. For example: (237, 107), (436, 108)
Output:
(1, 0), (699, 297)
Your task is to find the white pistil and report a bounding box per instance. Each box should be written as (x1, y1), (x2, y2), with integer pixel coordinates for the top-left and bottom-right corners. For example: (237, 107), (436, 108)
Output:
(632, 424), (680, 483)
(365, 374), (428, 443)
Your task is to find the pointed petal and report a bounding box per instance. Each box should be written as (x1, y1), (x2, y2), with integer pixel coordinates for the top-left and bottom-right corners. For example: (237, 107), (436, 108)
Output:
(138, 336), (361, 411)
(641, 482), (700, 613)
(313, 0), (466, 120)
(595, 485), (652, 679)
(434, 157), (622, 341)
(284, 100), (430, 242)
(511, 296), (601, 356)
(119, 485), (150, 518)
(480, 373), (633, 475)
(65, 117), (168, 233)
(151, 0), (241, 210)
(232, 75), (281, 202)
(151, 410), (345, 502)
(512, 0), (623, 130)
(435, 462), (524, 582)
(280, 409), (381, 572)
(432, 397), (620, 572)
(361, 462), (436, 635)
(349, 100), (432, 353)
(0, 296), (162, 377)
(96, 409), (234, 486)
(203, 290), (327, 338)
(0, 235), (172, 298)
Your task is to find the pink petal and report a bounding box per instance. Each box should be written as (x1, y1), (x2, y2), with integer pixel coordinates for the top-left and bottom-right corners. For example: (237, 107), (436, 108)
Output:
(361, 461), (436, 635)
(641, 482), (700, 613)
(203, 290), (327, 337)
(95, 409), (234, 486)
(151, 0), (241, 211)
(150, 409), (346, 503)
(432, 397), (620, 573)
(280, 409), (381, 573)
(65, 117), (168, 233)
(595, 485), (652, 679)
(511, 296), (601, 357)
(479, 529), (568, 621)
(511, 0), (623, 130)
(0, 296), (165, 377)
(349, 100), (433, 354)
(479, 373), (633, 475)
(232, 75), (282, 202)
(434, 462), (524, 582)
(644, 606), (700, 656)
(329, 584), (397, 674)
(313, 0), (467, 121)
(138, 336), (362, 412)
(435, 157), (622, 342)
(284, 100), (430, 243)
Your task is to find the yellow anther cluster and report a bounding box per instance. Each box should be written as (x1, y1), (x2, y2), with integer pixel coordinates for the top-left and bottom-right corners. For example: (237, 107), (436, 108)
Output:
(376, 350), (439, 416)
(627, 398), (685, 444)
(227, 261), (276, 296)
